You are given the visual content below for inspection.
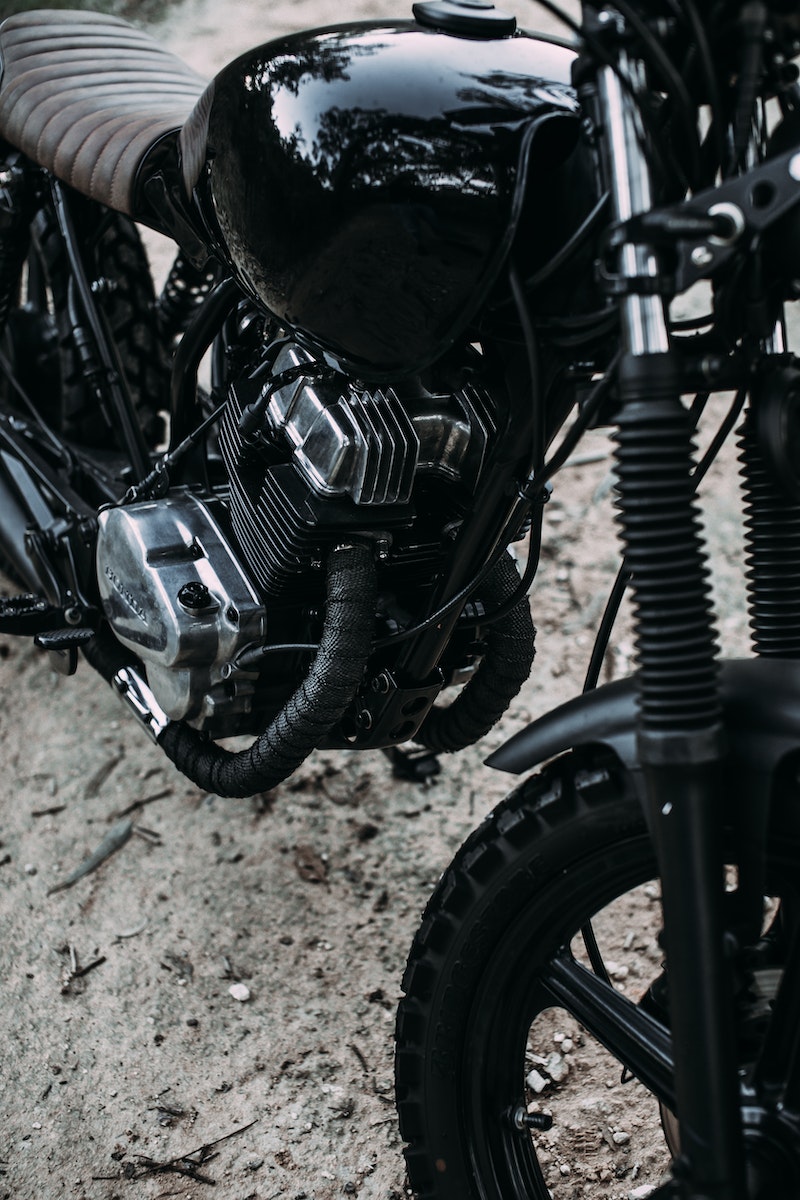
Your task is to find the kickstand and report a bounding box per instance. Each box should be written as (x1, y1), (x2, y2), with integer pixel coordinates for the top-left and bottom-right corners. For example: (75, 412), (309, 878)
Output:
(383, 745), (441, 785)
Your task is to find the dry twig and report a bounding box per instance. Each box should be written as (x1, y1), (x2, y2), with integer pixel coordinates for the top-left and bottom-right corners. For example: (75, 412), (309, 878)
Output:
(48, 818), (133, 894)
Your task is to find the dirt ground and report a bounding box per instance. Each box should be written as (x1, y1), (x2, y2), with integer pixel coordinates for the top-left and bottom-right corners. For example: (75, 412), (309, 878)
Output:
(0, 1), (757, 1198)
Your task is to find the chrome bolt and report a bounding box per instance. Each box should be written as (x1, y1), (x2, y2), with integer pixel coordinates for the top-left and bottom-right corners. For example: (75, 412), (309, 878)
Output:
(177, 581), (213, 611)
(511, 1105), (553, 1132)
(691, 245), (714, 269)
(370, 672), (391, 695)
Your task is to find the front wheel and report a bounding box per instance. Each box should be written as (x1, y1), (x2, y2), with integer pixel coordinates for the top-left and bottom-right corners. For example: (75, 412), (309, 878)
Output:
(395, 749), (800, 1199)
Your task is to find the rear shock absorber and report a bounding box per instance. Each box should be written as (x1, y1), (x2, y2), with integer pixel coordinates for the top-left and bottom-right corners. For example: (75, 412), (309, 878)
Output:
(738, 374), (800, 658)
(0, 150), (31, 339)
(156, 252), (221, 342)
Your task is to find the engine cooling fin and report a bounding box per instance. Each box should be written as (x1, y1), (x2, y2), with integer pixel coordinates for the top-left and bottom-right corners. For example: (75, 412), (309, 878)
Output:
(219, 381), (414, 598)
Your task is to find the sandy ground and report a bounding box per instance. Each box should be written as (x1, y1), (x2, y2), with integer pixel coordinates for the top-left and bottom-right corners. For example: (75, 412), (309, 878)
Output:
(0, 2), (756, 1199)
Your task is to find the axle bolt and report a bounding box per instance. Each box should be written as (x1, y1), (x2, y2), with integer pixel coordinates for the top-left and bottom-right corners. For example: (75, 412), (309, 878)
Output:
(511, 1105), (553, 1132)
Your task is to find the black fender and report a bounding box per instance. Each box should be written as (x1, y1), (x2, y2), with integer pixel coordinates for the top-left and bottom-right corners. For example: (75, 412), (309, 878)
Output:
(486, 659), (800, 778)
(487, 660), (800, 935)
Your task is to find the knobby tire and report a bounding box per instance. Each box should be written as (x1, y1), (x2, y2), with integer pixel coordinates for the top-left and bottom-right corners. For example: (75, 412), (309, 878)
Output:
(395, 747), (800, 1199)
(28, 195), (168, 448)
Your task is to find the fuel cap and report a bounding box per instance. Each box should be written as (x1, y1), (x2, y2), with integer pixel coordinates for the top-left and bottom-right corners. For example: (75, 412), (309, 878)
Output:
(412, 0), (517, 37)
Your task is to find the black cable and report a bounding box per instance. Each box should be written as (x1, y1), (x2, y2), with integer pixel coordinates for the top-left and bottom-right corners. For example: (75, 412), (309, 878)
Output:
(431, 359), (621, 637)
(371, 547), (504, 650)
(525, 191), (610, 291)
(691, 387), (747, 486)
(610, 0), (703, 190)
(463, 504), (545, 630)
(371, 259), (549, 651)
(582, 561), (632, 693)
(509, 262), (545, 477)
(537, 355), (620, 492)
(531, 0), (687, 191)
(688, 390), (711, 424)
(670, 313), (714, 332)
(122, 397), (228, 504)
(492, 193), (611, 310)
(679, 0), (727, 177)
(540, 313), (619, 350)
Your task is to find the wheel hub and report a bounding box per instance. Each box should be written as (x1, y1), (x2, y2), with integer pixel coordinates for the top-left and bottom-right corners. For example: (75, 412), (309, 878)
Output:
(653, 967), (800, 1197)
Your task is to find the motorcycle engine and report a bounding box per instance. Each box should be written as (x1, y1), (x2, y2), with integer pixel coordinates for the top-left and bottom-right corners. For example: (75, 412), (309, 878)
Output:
(219, 343), (497, 597)
(96, 342), (498, 738)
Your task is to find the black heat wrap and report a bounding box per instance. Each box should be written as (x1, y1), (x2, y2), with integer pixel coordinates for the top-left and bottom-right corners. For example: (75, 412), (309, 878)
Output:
(414, 551), (536, 753)
(157, 542), (376, 797)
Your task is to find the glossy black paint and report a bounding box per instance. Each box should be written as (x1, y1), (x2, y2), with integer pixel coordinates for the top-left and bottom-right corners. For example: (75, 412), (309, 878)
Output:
(188, 21), (579, 378)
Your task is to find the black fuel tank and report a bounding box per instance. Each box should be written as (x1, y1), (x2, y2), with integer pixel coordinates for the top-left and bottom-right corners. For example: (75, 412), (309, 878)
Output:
(182, 20), (579, 378)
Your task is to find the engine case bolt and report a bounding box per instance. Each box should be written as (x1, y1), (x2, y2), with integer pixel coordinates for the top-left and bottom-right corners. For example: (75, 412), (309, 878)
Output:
(177, 581), (215, 612)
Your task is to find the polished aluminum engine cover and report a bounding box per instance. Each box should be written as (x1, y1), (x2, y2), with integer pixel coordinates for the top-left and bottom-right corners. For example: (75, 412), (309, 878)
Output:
(267, 344), (420, 505)
(96, 490), (266, 733)
(266, 343), (493, 503)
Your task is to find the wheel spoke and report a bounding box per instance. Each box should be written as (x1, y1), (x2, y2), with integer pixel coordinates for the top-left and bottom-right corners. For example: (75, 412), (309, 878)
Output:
(542, 950), (676, 1111)
(581, 920), (613, 984)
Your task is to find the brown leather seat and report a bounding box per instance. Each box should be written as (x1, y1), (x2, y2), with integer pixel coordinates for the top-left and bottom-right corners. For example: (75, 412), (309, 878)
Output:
(0, 9), (207, 215)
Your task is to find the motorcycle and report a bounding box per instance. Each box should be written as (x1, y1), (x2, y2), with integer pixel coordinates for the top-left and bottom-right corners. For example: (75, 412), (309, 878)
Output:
(0, 0), (800, 1195)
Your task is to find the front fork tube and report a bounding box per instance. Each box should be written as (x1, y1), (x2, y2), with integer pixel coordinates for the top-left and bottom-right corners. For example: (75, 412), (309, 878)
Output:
(644, 762), (745, 1198)
(597, 54), (747, 1198)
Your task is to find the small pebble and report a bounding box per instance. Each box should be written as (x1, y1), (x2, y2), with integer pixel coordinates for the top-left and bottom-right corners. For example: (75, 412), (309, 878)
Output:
(628, 1187), (656, 1200)
(613, 1130), (631, 1145)
(228, 983), (251, 1002)
(24, 864), (37, 876)
(605, 961), (629, 981)
(561, 1037), (574, 1053)
(545, 1052), (569, 1083)
(525, 1068), (548, 1094)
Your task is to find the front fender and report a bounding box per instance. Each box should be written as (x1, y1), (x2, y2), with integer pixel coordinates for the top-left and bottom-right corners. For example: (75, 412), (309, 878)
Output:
(486, 658), (800, 778)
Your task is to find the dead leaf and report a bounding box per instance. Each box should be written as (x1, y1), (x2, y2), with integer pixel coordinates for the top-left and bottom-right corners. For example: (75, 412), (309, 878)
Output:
(294, 844), (328, 885)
